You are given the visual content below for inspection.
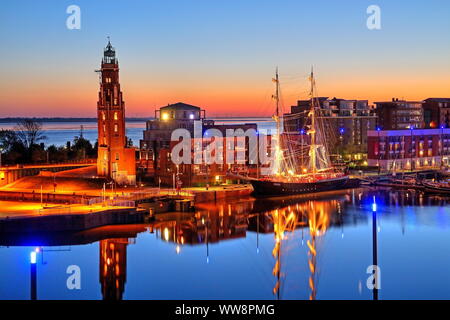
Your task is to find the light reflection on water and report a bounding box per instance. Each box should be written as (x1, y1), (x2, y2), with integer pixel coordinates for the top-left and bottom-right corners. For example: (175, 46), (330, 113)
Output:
(1, 188), (450, 300)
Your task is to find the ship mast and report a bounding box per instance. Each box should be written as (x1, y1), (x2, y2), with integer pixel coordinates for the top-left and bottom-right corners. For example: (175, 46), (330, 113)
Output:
(309, 68), (317, 177)
(273, 67), (282, 175)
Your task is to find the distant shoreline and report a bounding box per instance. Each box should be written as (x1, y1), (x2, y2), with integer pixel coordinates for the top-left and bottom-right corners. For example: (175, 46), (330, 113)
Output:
(0, 117), (273, 123)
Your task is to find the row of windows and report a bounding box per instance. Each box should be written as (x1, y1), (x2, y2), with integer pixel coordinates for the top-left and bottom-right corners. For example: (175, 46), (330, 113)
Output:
(101, 111), (119, 121)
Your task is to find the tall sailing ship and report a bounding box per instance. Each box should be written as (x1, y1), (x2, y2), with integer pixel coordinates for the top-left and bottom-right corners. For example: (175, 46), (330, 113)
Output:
(250, 69), (360, 196)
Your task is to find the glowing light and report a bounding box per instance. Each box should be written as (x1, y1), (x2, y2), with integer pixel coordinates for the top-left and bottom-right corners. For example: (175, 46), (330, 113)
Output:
(163, 227), (170, 241)
(372, 197), (377, 212)
(162, 113), (169, 121)
(215, 175), (220, 181)
(189, 114), (194, 119)
(176, 245), (181, 254)
(30, 252), (37, 264)
(302, 168), (308, 173)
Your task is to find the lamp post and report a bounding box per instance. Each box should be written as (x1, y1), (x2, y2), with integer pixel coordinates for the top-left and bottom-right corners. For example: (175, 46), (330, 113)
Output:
(410, 126), (414, 172)
(441, 125), (445, 169)
(339, 127), (345, 161)
(372, 197), (379, 301)
(376, 127), (381, 175)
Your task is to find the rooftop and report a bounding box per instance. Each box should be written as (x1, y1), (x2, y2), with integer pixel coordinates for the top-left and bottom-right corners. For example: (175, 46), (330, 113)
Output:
(160, 102), (201, 111)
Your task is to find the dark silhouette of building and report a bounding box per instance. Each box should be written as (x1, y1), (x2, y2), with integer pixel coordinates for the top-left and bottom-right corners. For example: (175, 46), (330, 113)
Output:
(374, 99), (424, 130)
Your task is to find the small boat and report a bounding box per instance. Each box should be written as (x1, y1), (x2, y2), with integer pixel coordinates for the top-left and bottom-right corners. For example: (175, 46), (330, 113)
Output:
(371, 177), (424, 191)
(422, 180), (450, 195)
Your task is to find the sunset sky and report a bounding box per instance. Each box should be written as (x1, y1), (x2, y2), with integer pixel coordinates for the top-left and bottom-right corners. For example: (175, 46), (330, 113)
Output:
(0, 0), (449, 117)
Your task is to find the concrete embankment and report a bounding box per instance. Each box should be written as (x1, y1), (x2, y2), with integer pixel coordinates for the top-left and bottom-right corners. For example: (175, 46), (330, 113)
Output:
(0, 208), (144, 233)
(193, 186), (253, 203)
(0, 190), (96, 204)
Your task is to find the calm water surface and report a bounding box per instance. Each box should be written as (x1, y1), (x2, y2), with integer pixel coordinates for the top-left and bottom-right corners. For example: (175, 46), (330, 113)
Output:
(1, 188), (450, 300)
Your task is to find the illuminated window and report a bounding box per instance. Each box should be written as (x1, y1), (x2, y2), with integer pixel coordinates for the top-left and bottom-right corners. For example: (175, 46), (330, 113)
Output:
(114, 112), (118, 120)
(102, 112), (106, 120)
(114, 124), (118, 132)
(162, 113), (169, 121)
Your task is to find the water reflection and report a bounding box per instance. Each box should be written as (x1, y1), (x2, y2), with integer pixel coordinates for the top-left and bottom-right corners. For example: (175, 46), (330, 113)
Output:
(3, 188), (450, 300)
(100, 239), (129, 300)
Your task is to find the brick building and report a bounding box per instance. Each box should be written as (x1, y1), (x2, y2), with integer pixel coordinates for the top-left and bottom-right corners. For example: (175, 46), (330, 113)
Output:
(139, 102), (260, 186)
(96, 40), (136, 185)
(367, 128), (450, 171)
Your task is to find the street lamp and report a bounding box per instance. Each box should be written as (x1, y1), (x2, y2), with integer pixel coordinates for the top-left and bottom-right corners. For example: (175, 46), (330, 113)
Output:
(376, 127), (381, 175)
(441, 125), (445, 169)
(410, 126), (414, 172)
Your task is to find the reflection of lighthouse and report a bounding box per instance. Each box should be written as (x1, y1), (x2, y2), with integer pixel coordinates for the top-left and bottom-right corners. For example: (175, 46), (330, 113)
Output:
(99, 239), (128, 300)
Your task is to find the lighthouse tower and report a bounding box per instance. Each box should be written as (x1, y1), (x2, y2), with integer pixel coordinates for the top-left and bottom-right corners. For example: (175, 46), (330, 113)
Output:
(97, 40), (136, 185)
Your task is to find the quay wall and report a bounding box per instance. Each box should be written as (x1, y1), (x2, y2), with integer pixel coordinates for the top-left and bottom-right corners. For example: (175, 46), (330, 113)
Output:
(193, 187), (253, 203)
(0, 208), (144, 233)
(0, 190), (95, 204)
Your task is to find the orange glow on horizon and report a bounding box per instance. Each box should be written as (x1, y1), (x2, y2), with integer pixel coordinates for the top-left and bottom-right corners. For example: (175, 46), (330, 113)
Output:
(1, 72), (449, 117)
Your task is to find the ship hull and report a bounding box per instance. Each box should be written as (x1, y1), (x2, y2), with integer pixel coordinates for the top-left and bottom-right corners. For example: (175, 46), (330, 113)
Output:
(250, 176), (360, 196)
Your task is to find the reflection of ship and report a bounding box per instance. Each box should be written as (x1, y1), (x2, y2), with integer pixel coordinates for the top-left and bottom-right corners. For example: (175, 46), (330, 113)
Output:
(251, 69), (359, 196)
(265, 200), (333, 299)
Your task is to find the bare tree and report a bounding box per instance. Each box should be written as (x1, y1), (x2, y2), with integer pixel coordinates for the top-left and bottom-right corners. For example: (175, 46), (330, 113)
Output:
(15, 119), (47, 149)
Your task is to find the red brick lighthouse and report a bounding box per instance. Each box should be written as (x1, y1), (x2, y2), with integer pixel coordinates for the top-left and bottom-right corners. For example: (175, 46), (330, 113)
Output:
(96, 40), (136, 185)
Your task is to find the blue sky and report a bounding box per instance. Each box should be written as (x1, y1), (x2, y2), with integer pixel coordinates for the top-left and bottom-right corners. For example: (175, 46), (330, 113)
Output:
(0, 0), (449, 117)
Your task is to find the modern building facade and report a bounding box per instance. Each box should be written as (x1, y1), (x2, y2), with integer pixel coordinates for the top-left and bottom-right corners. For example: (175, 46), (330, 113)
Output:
(374, 99), (424, 130)
(367, 128), (450, 171)
(284, 97), (376, 162)
(96, 41), (136, 185)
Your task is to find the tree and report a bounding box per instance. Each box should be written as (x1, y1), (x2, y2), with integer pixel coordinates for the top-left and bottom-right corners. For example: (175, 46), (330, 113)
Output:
(73, 135), (94, 159)
(15, 119), (47, 150)
(0, 129), (19, 153)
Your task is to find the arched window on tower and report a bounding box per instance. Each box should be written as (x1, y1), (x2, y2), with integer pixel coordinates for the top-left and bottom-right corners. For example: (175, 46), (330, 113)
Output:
(102, 112), (106, 120)
(114, 124), (118, 132)
(114, 112), (118, 120)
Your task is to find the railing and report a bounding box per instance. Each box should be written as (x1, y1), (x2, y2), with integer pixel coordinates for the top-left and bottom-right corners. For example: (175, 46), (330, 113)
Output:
(36, 206), (74, 215)
(87, 196), (135, 207)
